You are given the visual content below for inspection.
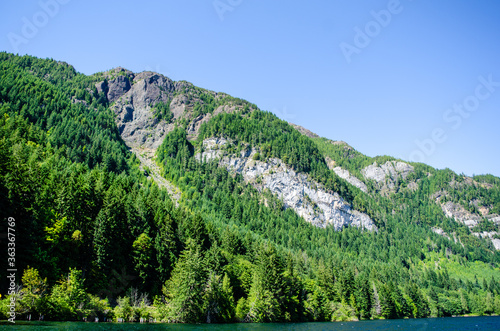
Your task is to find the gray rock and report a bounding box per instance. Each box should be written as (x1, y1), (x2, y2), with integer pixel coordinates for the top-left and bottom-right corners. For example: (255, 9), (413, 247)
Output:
(441, 201), (481, 228)
(332, 166), (368, 193)
(100, 67), (256, 151)
(95, 80), (107, 95)
(488, 215), (500, 225)
(362, 163), (387, 183)
(198, 138), (377, 231)
(361, 161), (414, 192)
(170, 95), (188, 120)
(195, 137), (227, 161)
(289, 123), (319, 138)
(108, 70), (175, 149)
(362, 161), (414, 183)
(472, 231), (500, 250)
(107, 75), (131, 103)
(432, 227), (451, 240)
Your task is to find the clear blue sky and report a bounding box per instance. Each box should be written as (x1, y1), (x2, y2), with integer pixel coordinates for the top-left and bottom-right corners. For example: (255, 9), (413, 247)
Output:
(1, 0), (500, 177)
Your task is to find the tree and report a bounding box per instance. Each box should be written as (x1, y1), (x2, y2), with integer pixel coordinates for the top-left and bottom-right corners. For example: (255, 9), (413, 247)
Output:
(155, 212), (178, 283)
(17, 267), (48, 317)
(49, 268), (88, 320)
(165, 239), (207, 323)
(246, 244), (287, 322)
(203, 272), (235, 323)
(132, 233), (154, 291)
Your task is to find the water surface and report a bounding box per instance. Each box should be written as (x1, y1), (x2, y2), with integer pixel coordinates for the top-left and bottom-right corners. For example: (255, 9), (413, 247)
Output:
(2, 316), (500, 330)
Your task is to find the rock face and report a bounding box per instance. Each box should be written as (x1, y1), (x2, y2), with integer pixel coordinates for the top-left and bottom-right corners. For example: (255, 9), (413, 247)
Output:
(489, 216), (500, 225)
(323, 156), (368, 193)
(195, 137), (227, 161)
(107, 75), (131, 103)
(289, 123), (319, 138)
(441, 201), (481, 228)
(473, 232), (500, 250)
(100, 70), (176, 149)
(196, 138), (377, 231)
(332, 166), (368, 193)
(436, 201), (500, 250)
(96, 67), (256, 149)
(361, 161), (414, 193)
(362, 161), (414, 185)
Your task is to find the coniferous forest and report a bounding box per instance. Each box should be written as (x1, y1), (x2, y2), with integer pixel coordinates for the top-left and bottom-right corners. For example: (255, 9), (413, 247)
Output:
(1, 53), (500, 323)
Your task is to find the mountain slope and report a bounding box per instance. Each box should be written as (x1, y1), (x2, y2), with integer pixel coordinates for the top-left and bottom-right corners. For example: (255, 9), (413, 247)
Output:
(313, 136), (500, 251)
(1, 53), (500, 323)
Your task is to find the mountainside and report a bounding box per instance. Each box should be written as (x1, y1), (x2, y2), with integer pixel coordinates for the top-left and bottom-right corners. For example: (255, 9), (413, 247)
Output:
(195, 137), (376, 231)
(1, 53), (500, 323)
(98, 67), (256, 150)
(312, 137), (500, 251)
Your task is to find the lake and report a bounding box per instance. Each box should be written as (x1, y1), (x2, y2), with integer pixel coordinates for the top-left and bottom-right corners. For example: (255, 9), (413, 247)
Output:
(1, 316), (500, 330)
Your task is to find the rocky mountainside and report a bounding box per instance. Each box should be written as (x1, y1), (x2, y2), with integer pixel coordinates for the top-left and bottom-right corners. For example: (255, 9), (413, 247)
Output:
(2, 54), (500, 322)
(196, 137), (376, 231)
(91, 66), (500, 251)
(96, 67), (376, 233)
(312, 136), (500, 251)
(94, 67), (257, 150)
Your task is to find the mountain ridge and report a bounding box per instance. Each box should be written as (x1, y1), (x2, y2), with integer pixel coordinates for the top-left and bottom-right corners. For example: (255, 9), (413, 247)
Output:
(1, 53), (500, 323)
(85, 63), (500, 251)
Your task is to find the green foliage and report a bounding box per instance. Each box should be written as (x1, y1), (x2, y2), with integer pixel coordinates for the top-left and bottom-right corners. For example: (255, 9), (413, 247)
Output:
(0, 52), (129, 173)
(0, 53), (499, 324)
(132, 233), (154, 290)
(313, 135), (500, 261)
(203, 272), (235, 323)
(330, 301), (357, 321)
(48, 269), (89, 320)
(153, 100), (173, 123)
(164, 239), (207, 323)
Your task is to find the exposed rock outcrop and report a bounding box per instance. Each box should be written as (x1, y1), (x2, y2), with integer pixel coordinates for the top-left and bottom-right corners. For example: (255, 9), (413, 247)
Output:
(438, 200), (500, 250)
(99, 70), (176, 149)
(473, 232), (500, 250)
(196, 138), (377, 231)
(325, 156), (336, 169)
(195, 137), (227, 161)
(362, 161), (414, 184)
(107, 75), (131, 103)
(431, 227), (451, 240)
(441, 201), (481, 228)
(489, 216), (500, 225)
(361, 161), (414, 193)
(323, 157), (368, 192)
(289, 123), (319, 138)
(96, 68), (256, 149)
(332, 167), (368, 193)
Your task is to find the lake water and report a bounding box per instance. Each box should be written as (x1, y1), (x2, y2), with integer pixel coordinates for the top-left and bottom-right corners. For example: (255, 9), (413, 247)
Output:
(1, 316), (500, 330)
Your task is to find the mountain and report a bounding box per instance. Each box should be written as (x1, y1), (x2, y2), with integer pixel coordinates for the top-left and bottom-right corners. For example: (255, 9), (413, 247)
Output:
(1, 53), (499, 323)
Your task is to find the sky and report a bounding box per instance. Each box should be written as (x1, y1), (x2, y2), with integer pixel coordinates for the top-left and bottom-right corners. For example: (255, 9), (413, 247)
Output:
(1, 0), (499, 177)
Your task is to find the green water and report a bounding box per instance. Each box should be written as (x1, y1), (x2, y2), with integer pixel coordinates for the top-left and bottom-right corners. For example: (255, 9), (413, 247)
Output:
(1, 316), (500, 330)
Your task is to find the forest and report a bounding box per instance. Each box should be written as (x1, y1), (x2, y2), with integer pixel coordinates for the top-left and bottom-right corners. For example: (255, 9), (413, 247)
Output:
(0, 52), (499, 323)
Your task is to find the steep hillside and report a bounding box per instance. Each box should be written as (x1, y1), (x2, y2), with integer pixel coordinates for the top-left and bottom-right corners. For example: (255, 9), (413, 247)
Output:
(195, 137), (376, 231)
(313, 137), (500, 252)
(1, 53), (500, 323)
(92, 66), (257, 150)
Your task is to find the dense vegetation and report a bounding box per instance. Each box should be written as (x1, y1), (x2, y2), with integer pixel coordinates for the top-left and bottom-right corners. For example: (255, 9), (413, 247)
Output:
(0, 53), (499, 323)
(314, 137), (500, 255)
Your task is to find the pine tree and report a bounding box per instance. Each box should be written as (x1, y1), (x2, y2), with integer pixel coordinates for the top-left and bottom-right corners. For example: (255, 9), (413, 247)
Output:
(165, 239), (207, 323)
